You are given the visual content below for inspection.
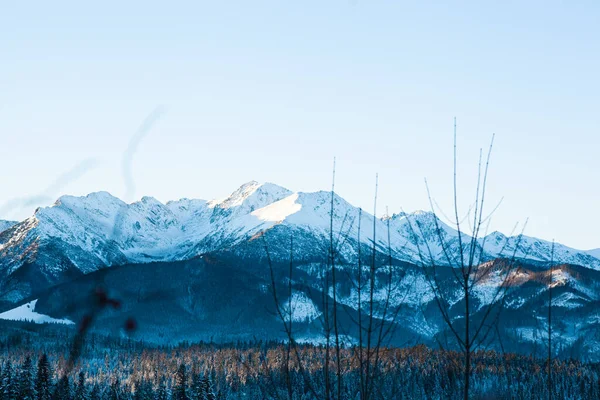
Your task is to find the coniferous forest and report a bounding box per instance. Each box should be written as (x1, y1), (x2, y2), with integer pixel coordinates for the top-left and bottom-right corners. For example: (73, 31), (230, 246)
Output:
(0, 321), (598, 400)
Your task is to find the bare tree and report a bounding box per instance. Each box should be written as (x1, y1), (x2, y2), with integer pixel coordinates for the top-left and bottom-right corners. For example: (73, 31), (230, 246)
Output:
(330, 158), (343, 400)
(261, 234), (321, 400)
(261, 167), (411, 400)
(286, 236), (294, 400)
(349, 175), (413, 400)
(364, 173), (378, 399)
(356, 207), (365, 398)
(547, 240), (555, 400)
(404, 118), (529, 400)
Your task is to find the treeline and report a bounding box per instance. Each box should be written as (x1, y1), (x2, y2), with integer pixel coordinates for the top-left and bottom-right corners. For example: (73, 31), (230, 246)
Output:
(0, 353), (217, 400)
(1, 340), (599, 399)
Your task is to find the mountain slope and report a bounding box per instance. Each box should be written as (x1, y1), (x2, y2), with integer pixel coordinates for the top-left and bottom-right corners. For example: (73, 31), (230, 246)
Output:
(1, 181), (599, 307)
(0, 220), (17, 233)
(9, 252), (600, 361)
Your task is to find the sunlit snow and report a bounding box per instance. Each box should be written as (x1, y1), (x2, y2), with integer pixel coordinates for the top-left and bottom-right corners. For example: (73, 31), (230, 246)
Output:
(0, 299), (74, 325)
(252, 193), (302, 222)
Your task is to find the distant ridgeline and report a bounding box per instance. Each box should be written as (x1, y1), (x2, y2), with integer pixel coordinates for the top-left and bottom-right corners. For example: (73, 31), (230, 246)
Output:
(0, 182), (599, 361)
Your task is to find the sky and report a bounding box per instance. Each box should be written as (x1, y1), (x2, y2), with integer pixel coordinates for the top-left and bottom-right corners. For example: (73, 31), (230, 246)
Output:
(0, 1), (599, 250)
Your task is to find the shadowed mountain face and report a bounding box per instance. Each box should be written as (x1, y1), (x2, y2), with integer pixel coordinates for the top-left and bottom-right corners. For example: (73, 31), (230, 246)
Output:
(34, 256), (286, 343)
(31, 252), (415, 347)
(21, 248), (600, 362)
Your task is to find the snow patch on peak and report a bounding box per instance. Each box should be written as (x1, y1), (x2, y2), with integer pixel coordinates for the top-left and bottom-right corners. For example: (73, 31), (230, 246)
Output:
(139, 196), (163, 206)
(411, 210), (431, 216)
(252, 193), (302, 222)
(51, 192), (126, 216)
(284, 191), (357, 229)
(210, 181), (292, 213)
(214, 181), (262, 209)
(57, 191), (122, 205)
(488, 231), (507, 239)
(390, 210), (455, 237)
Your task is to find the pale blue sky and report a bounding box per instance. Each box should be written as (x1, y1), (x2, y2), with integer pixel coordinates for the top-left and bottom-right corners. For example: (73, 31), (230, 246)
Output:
(1, 1), (599, 249)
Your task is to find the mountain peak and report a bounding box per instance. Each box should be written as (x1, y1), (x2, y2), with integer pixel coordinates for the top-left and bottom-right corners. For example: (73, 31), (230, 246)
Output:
(411, 210), (434, 217)
(387, 212), (407, 220)
(53, 191), (125, 209)
(138, 196), (163, 206)
(488, 231), (506, 239)
(212, 181), (292, 210)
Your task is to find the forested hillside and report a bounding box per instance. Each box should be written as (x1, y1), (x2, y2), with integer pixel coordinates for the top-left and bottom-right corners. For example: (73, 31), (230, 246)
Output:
(0, 321), (598, 399)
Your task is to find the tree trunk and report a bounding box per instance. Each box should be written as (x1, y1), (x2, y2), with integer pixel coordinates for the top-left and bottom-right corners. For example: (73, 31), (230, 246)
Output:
(464, 285), (470, 400)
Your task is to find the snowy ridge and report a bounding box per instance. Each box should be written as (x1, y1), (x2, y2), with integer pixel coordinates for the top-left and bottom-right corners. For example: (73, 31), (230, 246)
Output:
(2, 181), (599, 270)
(1, 181), (600, 305)
(587, 248), (600, 259)
(2, 181), (600, 270)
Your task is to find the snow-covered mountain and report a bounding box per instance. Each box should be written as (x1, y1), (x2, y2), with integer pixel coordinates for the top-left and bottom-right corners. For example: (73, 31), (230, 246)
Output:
(1, 181), (600, 360)
(1, 181), (599, 306)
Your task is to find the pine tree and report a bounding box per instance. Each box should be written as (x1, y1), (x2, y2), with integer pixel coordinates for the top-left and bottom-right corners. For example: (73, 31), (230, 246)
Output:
(1, 361), (18, 400)
(132, 380), (142, 400)
(133, 379), (152, 400)
(173, 364), (188, 400)
(88, 384), (100, 400)
(0, 362), (10, 400)
(108, 377), (121, 400)
(74, 371), (88, 400)
(201, 377), (215, 400)
(35, 354), (52, 400)
(155, 379), (168, 400)
(52, 376), (71, 400)
(19, 356), (36, 400)
(190, 367), (202, 400)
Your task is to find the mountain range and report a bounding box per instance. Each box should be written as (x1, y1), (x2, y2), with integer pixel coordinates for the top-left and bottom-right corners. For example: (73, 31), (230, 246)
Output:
(1, 181), (599, 360)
